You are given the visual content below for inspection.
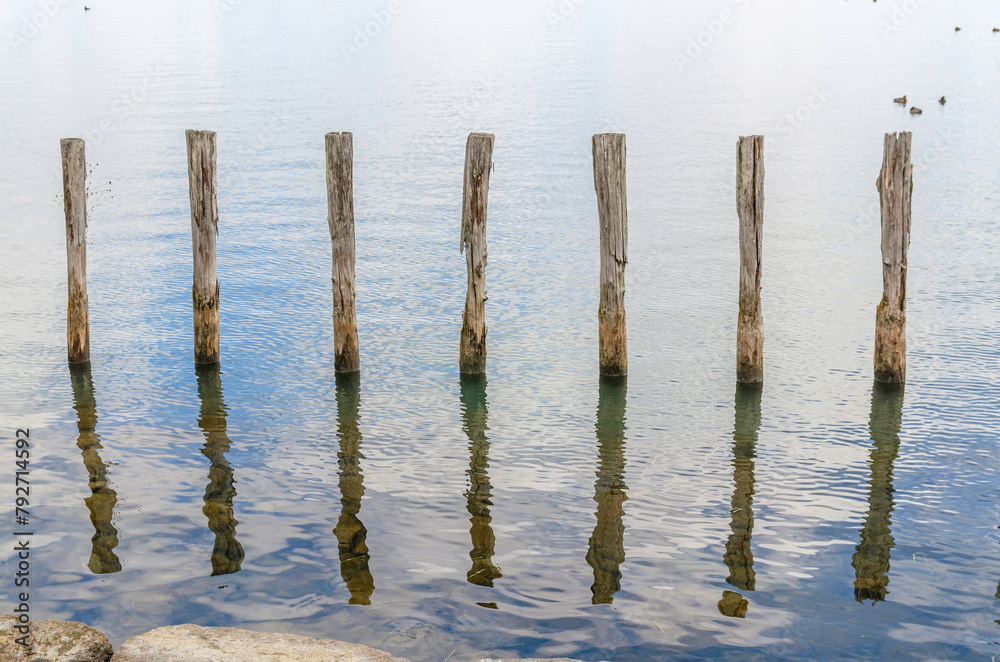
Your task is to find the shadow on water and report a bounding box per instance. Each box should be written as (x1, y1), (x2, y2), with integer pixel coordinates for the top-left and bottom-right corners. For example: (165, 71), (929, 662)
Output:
(333, 371), (374, 605)
(459, 374), (503, 589)
(195, 363), (245, 577)
(587, 375), (628, 605)
(852, 381), (905, 603)
(718, 382), (762, 619)
(69, 363), (122, 574)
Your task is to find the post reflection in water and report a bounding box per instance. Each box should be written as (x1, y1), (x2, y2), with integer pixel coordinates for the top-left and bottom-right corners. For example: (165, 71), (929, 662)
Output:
(852, 381), (904, 603)
(332, 372), (374, 605)
(69, 363), (122, 574)
(718, 382), (762, 619)
(459, 374), (503, 588)
(587, 375), (628, 605)
(195, 364), (245, 576)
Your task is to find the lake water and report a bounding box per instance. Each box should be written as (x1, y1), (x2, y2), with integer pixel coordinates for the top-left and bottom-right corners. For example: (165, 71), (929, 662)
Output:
(1, 0), (999, 659)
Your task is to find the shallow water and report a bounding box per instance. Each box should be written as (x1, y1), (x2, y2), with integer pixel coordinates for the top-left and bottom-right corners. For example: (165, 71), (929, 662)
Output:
(1, 0), (999, 659)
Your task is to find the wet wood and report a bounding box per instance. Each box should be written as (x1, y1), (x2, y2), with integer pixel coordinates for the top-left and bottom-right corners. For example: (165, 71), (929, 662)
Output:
(459, 132), (494, 375)
(186, 130), (220, 364)
(61, 138), (90, 363)
(874, 132), (912, 383)
(593, 134), (628, 377)
(325, 132), (360, 373)
(736, 135), (764, 383)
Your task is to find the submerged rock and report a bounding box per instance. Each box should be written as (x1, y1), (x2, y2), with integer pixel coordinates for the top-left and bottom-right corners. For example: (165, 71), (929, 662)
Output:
(110, 624), (408, 662)
(0, 615), (113, 662)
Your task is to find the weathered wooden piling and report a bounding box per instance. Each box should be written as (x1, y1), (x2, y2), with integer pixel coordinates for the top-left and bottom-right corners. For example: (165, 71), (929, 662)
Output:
(459, 132), (495, 375)
(736, 135), (764, 383)
(186, 130), (220, 364)
(874, 132), (912, 383)
(61, 138), (90, 363)
(593, 134), (628, 377)
(325, 132), (360, 373)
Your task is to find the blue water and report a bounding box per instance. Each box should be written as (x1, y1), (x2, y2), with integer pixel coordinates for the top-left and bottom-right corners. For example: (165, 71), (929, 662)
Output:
(1, 0), (999, 659)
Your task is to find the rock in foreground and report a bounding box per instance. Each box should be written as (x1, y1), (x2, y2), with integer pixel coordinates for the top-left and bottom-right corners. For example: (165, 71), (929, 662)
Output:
(0, 615), (113, 662)
(110, 624), (407, 662)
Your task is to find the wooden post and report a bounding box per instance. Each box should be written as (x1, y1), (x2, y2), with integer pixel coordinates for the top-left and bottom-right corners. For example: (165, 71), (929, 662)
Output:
(61, 138), (90, 364)
(186, 130), (220, 364)
(874, 132), (912, 383)
(325, 132), (360, 373)
(459, 132), (494, 375)
(593, 134), (628, 377)
(736, 135), (764, 384)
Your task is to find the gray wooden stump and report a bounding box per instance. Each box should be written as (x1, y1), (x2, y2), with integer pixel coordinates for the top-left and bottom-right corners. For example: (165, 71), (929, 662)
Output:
(874, 132), (912, 383)
(325, 132), (360, 373)
(736, 135), (764, 383)
(186, 130), (220, 364)
(459, 132), (494, 375)
(593, 133), (628, 377)
(61, 138), (90, 363)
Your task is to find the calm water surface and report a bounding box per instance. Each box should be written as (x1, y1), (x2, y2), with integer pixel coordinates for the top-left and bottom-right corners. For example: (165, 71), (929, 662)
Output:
(1, 0), (999, 659)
